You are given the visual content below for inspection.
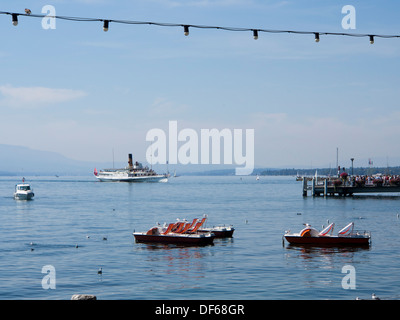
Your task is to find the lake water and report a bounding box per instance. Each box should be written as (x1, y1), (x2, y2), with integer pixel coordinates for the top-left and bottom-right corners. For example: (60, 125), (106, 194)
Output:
(0, 175), (399, 300)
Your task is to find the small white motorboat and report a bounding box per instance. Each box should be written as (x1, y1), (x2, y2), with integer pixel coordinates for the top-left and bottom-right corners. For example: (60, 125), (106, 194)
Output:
(14, 179), (34, 200)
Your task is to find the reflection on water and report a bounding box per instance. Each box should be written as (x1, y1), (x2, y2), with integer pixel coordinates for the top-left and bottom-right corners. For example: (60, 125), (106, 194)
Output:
(134, 238), (235, 294)
(284, 243), (371, 269)
(352, 195), (400, 200)
(285, 244), (370, 265)
(283, 244), (372, 291)
(285, 244), (371, 254)
(285, 243), (370, 267)
(135, 244), (209, 292)
(136, 244), (208, 265)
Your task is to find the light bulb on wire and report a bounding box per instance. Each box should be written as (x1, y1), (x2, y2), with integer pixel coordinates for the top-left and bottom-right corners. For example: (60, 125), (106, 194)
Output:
(12, 13), (18, 26)
(253, 30), (258, 40)
(184, 25), (189, 36)
(369, 35), (374, 44)
(103, 20), (109, 32)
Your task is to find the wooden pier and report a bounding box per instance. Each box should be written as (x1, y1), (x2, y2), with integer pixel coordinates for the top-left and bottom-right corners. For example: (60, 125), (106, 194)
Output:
(302, 177), (400, 197)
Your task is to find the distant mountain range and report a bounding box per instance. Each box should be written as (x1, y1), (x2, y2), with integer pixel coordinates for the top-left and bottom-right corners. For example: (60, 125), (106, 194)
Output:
(1, 144), (400, 176)
(0, 144), (97, 175)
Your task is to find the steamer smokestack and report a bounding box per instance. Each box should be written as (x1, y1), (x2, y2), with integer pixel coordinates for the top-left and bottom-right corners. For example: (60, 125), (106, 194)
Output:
(128, 154), (133, 170)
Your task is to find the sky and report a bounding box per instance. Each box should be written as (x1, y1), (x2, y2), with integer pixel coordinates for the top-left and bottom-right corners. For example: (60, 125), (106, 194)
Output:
(1, 0), (400, 171)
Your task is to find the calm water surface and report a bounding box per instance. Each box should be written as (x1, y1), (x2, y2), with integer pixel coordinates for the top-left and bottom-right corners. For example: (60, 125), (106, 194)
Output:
(0, 175), (399, 300)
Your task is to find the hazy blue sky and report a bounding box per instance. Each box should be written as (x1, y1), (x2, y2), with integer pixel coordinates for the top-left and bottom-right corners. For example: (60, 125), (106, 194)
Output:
(1, 0), (399, 170)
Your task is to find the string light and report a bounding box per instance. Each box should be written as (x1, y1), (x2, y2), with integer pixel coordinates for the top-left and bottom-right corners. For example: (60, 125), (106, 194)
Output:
(184, 25), (189, 36)
(11, 13), (18, 26)
(103, 20), (109, 32)
(369, 35), (374, 44)
(253, 30), (258, 40)
(1, 10), (399, 44)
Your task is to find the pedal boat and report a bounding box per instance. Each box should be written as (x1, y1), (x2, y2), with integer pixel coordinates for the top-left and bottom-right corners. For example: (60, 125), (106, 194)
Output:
(133, 218), (215, 246)
(197, 225), (235, 238)
(284, 222), (370, 246)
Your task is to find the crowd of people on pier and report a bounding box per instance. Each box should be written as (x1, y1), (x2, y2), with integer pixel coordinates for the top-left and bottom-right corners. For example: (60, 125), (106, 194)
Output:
(329, 166), (400, 187)
(352, 174), (400, 187)
(337, 171), (400, 187)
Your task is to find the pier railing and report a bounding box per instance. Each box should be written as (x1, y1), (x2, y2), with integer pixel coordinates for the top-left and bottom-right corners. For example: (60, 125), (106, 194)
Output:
(302, 176), (400, 197)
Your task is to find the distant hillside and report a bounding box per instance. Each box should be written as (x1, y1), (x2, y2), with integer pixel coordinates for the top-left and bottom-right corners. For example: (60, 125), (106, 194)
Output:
(184, 168), (236, 176)
(183, 166), (400, 176)
(255, 167), (400, 176)
(2, 144), (400, 177)
(0, 144), (96, 175)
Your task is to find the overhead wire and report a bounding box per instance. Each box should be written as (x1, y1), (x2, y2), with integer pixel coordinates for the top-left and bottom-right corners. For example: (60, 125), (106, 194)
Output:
(1, 10), (400, 42)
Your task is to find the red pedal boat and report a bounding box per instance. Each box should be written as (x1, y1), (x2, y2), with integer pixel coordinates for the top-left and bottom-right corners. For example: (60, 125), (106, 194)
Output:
(284, 222), (371, 246)
(133, 217), (215, 246)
